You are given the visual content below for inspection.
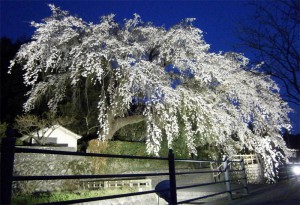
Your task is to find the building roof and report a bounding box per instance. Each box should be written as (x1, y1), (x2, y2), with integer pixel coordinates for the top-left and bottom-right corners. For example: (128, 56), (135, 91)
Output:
(20, 124), (82, 141)
(53, 125), (82, 140)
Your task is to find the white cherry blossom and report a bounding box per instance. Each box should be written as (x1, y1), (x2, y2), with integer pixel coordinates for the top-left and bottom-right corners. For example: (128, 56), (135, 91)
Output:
(10, 5), (292, 182)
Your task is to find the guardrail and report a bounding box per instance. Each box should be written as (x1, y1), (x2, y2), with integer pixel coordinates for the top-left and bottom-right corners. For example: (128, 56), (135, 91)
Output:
(78, 178), (152, 190)
(231, 154), (259, 165)
(1, 137), (249, 205)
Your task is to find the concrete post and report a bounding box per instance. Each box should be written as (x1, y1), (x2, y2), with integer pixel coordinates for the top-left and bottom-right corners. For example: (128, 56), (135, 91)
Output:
(240, 158), (249, 195)
(223, 157), (232, 200)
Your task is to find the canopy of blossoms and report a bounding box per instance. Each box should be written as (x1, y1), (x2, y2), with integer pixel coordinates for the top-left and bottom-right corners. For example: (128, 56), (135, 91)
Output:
(10, 5), (292, 182)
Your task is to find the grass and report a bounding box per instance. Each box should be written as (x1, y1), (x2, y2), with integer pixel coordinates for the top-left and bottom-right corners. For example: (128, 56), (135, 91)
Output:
(12, 187), (138, 205)
(87, 140), (198, 174)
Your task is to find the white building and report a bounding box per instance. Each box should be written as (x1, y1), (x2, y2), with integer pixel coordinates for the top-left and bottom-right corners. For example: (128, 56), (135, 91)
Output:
(22, 125), (82, 151)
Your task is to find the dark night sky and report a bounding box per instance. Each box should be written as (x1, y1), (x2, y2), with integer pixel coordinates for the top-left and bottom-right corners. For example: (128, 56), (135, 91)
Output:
(1, 0), (254, 53)
(1, 0), (299, 134)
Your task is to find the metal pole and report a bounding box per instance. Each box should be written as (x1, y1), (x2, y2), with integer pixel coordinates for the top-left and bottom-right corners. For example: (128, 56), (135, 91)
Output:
(285, 163), (289, 179)
(168, 149), (177, 205)
(1, 137), (16, 205)
(223, 157), (232, 201)
(240, 158), (249, 195)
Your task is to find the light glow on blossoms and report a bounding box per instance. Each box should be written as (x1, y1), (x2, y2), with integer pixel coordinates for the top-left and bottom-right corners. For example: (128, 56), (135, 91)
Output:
(10, 4), (292, 182)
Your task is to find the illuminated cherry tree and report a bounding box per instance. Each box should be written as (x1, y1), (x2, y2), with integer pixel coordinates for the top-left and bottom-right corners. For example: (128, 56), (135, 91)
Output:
(10, 5), (292, 181)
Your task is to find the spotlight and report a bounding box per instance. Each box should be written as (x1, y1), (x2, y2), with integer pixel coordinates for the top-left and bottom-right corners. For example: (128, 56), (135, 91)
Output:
(292, 165), (300, 175)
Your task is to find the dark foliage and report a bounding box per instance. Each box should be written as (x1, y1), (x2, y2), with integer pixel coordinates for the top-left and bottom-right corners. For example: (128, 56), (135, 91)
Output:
(0, 37), (30, 124)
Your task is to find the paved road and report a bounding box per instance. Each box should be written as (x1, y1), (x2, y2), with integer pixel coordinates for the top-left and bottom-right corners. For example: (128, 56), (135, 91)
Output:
(207, 179), (300, 205)
(151, 170), (299, 205)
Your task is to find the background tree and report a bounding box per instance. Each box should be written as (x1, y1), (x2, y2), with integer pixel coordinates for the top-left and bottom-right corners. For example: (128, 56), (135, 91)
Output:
(10, 5), (292, 181)
(0, 122), (8, 142)
(237, 0), (300, 105)
(14, 112), (73, 145)
(0, 37), (29, 124)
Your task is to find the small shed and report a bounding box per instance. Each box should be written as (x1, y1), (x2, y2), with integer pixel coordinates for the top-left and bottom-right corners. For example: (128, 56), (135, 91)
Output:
(22, 125), (82, 151)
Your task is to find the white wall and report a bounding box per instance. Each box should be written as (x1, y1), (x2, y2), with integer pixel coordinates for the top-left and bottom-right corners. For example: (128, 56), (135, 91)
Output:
(50, 128), (78, 148)
(32, 126), (80, 150)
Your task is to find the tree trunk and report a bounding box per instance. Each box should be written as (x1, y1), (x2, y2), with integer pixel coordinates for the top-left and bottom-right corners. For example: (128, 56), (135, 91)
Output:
(105, 114), (145, 140)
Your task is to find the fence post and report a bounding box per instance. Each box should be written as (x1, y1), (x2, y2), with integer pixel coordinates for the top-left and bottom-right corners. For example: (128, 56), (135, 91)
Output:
(168, 149), (177, 205)
(1, 136), (16, 205)
(223, 157), (232, 200)
(285, 163), (290, 179)
(240, 158), (249, 195)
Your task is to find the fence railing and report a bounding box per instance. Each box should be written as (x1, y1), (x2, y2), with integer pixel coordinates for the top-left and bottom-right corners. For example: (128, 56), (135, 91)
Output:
(1, 137), (248, 205)
(231, 154), (259, 165)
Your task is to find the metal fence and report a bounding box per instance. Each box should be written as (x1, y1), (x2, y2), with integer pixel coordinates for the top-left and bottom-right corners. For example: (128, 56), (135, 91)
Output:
(1, 137), (249, 205)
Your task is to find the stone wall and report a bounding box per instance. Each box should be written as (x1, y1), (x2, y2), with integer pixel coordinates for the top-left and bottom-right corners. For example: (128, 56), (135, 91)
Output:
(9, 147), (260, 205)
(11, 146), (215, 193)
(245, 164), (263, 184)
(228, 162), (263, 184)
(13, 146), (93, 194)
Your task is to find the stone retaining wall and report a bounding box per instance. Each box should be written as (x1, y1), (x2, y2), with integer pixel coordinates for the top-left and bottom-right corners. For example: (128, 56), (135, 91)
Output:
(245, 164), (263, 183)
(13, 146), (93, 194)
(11, 147), (217, 195)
